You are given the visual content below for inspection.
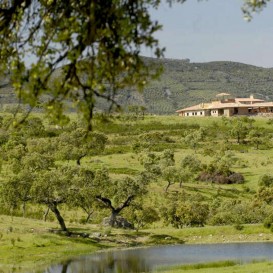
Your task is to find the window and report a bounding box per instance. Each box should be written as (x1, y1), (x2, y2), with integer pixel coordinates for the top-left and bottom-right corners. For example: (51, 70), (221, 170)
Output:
(200, 112), (203, 115)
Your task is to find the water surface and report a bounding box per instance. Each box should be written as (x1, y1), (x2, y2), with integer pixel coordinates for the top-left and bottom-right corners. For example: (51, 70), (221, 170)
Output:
(30, 242), (273, 273)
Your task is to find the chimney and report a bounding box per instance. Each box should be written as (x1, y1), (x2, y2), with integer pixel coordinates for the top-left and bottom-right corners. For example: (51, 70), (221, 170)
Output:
(250, 94), (254, 99)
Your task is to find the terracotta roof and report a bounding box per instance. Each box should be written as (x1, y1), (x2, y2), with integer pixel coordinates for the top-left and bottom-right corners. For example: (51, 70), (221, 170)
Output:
(176, 104), (204, 112)
(235, 98), (264, 102)
(216, 92), (231, 97)
(176, 102), (273, 113)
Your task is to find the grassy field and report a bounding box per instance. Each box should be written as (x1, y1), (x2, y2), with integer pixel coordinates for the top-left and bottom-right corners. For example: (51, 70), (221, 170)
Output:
(1, 114), (273, 272)
(156, 260), (273, 273)
(1, 215), (273, 272)
(0, 216), (103, 272)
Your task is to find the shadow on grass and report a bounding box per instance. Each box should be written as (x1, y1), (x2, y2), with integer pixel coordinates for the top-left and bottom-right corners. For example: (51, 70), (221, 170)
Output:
(148, 234), (185, 245)
(121, 231), (151, 238)
(39, 232), (107, 248)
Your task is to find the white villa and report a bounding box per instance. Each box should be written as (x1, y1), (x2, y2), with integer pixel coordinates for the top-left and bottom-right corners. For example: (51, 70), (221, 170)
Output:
(176, 93), (273, 117)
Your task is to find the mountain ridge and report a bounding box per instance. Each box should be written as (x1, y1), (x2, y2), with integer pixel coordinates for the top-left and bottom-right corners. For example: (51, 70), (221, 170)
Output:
(1, 58), (273, 114)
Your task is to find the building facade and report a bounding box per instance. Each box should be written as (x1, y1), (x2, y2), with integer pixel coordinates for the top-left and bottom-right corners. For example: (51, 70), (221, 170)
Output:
(176, 94), (273, 117)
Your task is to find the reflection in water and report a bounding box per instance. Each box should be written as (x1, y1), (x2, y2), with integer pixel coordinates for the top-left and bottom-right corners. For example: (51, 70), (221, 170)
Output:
(67, 252), (150, 273)
(30, 242), (273, 273)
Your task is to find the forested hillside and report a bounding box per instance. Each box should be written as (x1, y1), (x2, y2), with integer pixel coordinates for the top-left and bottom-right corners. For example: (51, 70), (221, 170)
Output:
(1, 58), (273, 114)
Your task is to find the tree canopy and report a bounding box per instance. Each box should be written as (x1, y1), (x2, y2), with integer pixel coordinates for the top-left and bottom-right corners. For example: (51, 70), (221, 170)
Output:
(0, 0), (268, 128)
(0, 0), (166, 129)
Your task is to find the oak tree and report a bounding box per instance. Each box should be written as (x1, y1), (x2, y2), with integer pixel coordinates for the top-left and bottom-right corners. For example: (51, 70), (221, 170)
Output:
(0, 0), (164, 129)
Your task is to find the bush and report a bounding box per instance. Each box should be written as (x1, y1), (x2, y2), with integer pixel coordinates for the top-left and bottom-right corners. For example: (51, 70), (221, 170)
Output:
(228, 173), (245, 184)
(160, 194), (209, 228)
(263, 214), (273, 229)
(181, 155), (201, 173)
(259, 174), (273, 187)
(208, 200), (273, 226)
(234, 223), (244, 231)
(198, 171), (244, 184)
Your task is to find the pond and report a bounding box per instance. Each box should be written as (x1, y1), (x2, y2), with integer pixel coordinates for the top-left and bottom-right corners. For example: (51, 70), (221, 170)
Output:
(29, 242), (273, 273)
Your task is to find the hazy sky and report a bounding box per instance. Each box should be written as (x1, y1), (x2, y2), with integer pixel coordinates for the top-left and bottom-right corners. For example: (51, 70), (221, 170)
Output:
(144, 0), (273, 68)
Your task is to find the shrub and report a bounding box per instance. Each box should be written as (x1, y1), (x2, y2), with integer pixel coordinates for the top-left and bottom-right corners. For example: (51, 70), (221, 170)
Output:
(263, 218), (272, 229)
(208, 200), (273, 226)
(234, 223), (244, 231)
(181, 155), (201, 173)
(259, 174), (273, 187)
(198, 171), (244, 184)
(263, 214), (273, 229)
(228, 173), (245, 184)
(160, 193), (209, 228)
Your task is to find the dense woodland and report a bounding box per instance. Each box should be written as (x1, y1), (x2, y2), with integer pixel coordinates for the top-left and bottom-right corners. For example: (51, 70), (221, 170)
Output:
(1, 113), (273, 233)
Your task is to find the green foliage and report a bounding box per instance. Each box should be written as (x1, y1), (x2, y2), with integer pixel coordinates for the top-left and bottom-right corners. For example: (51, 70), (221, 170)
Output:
(256, 186), (273, 205)
(226, 117), (254, 144)
(126, 105), (147, 120)
(93, 168), (150, 227)
(160, 192), (209, 228)
(208, 199), (273, 225)
(248, 128), (270, 149)
(16, 117), (46, 138)
(242, 0), (270, 21)
(181, 155), (202, 173)
(2, 170), (34, 211)
(124, 203), (160, 231)
(0, 0), (164, 128)
(263, 214), (273, 229)
(162, 166), (180, 192)
(56, 128), (107, 160)
(132, 132), (175, 153)
(258, 174), (273, 187)
(183, 129), (204, 152)
(2, 113), (273, 233)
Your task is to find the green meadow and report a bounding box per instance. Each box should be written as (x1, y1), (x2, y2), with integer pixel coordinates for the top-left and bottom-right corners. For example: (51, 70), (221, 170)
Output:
(156, 260), (273, 273)
(1, 113), (273, 271)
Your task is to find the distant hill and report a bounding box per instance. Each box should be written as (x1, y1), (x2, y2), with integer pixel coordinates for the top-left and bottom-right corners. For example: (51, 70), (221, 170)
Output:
(1, 57), (273, 114)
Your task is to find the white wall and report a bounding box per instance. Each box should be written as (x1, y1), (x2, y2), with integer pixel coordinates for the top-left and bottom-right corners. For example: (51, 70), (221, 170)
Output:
(211, 110), (219, 116)
(185, 111), (205, 117)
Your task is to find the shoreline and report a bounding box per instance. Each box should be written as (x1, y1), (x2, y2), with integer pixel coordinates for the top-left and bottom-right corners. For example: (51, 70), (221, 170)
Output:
(0, 216), (273, 272)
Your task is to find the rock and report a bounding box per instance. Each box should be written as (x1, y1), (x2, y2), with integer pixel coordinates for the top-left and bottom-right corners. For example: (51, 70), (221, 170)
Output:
(102, 216), (134, 229)
(91, 232), (101, 238)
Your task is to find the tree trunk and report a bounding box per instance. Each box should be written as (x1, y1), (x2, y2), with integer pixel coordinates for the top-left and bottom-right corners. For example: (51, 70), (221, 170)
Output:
(109, 210), (118, 227)
(85, 210), (94, 224)
(44, 207), (50, 222)
(96, 195), (134, 227)
(76, 154), (86, 166)
(22, 202), (26, 218)
(237, 133), (240, 144)
(61, 264), (68, 273)
(61, 260), (71, 273)
(165, 181), (171, 192)
(48, 203), (68, 232)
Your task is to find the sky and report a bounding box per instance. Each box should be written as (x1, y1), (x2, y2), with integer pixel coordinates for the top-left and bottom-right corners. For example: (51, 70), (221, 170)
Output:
(143, 0), (273, 68)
